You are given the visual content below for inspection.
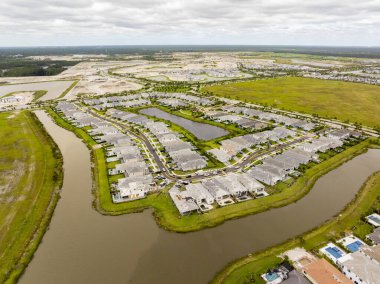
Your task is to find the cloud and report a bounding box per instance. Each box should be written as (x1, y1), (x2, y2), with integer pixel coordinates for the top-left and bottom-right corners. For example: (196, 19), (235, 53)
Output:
(0, 0), (379, 46)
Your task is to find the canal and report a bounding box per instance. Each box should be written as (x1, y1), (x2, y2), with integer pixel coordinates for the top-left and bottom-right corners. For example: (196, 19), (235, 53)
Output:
(140, 107), (229, 140)
(20, 110), (380, 284)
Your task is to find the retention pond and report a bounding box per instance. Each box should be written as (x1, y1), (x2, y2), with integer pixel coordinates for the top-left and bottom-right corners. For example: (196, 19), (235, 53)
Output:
(140, 107), (229, 140)
(21, 111), (380, 284)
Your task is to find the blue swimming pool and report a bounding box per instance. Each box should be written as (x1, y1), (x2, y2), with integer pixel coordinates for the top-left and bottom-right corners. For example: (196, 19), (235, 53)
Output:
(346, 241), (363, 252)
(264, 272), (280, 282)
(326, 246), (344, 259)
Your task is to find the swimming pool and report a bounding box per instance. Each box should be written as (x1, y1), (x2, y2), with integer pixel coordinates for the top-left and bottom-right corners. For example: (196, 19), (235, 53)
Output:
(264, 272), (280, 282)
(346, 241), (363, 252)
(326, 246), (344, 259)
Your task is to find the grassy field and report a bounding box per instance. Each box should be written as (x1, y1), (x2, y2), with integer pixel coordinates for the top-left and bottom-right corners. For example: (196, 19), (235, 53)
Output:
(0, 111), (63, 283)
(44, 108), (376, 233)
(203, 77), (380, 129)
(212, 166), (380, 284)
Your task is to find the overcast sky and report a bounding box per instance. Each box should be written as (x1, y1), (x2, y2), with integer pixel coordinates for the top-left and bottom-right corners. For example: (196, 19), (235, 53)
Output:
(0, 0), (379, 47)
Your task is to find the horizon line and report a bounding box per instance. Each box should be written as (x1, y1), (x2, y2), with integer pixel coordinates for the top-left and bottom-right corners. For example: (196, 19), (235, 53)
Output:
(0, 44), (379, 49)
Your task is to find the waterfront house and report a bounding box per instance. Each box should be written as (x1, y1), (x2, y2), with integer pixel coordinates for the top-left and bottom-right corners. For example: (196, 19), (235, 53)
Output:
(367, 228), (380, 245)
(185, 183), (214, 205)
(302, 258), (351, 284)
(202, 178), (231, 203)
(338, 245), (380, 284)
(169, 187), (199, 216)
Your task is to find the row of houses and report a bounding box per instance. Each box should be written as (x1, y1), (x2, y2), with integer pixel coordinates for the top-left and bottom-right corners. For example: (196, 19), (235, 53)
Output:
(165, 67), (249, 80)
(56, 102), (154, 203)
(245, 128), (359, 186)
(84, 98), (151, 111)
(150, 92), (215, 106)
(276, 248), (350, 284)
(321, 213), (380, 284)
(298, 136), (343, 153)
(262, 212), (380, 284)
(319, 233), (380, 284)
(208, 127), (297, 165)
(248, 133), (348, 186)
(106, 108), (207, 171)
(169, 172), (267, 215)
(204, 110), (268, 131)
(156, 98), (188, 108)
(248, 148), (315, 186)
(304, 72), (380, 86)
(57, 101), (106, 127)
(268, 235), (380, 284)
(83, 93), (150, 106)
(221, 105), (316, 131)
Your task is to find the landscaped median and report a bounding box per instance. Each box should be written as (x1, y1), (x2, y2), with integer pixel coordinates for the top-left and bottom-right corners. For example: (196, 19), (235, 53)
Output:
(0, 111), (63, 284)
(46, 107), (378, 233)
(211, 163), (380, 284)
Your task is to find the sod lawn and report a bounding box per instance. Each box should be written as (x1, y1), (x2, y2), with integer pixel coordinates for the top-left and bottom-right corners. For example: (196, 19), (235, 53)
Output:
(203, 77), (380, 129)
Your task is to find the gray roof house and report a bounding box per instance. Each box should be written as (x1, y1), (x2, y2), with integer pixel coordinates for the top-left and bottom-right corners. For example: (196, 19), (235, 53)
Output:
(185, 183), (215, 205)
(169, 188), (199, 216)
(202, 179), (231, 201)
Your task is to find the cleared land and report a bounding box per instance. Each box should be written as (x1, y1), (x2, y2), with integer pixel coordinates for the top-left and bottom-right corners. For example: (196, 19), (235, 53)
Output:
(212, 159), (380, 284)
(203, 77), (380, 128)
(0, 111), (63, 283)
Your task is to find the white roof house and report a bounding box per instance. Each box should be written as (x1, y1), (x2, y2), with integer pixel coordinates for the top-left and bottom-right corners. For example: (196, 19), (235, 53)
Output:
(338, 247), (380, 284)
(248, 167), (283, 186)
(108, 146), (140, 157)
(208, 148), (232, 165)
(115, 175), (153, 202)
(233, 173), (265, 194)
(185, 183), (214, 205)
(328, 129), (352, 140)
(109, 159), (149, 176)
(202, 179), (231, 201)
(169, 188), (198, 216)
(218, 175), (249, 197)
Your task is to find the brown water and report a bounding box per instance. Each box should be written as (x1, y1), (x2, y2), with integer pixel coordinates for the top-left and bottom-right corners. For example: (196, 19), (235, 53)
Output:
(20, 111), (380, 284)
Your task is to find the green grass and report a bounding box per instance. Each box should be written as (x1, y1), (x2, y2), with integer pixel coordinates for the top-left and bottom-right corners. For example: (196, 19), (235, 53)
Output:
(213, 167), (380, 284)
(0, 111), (63, 283)
(203, 77), (380, 128)
(42, 108), (377, 233)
